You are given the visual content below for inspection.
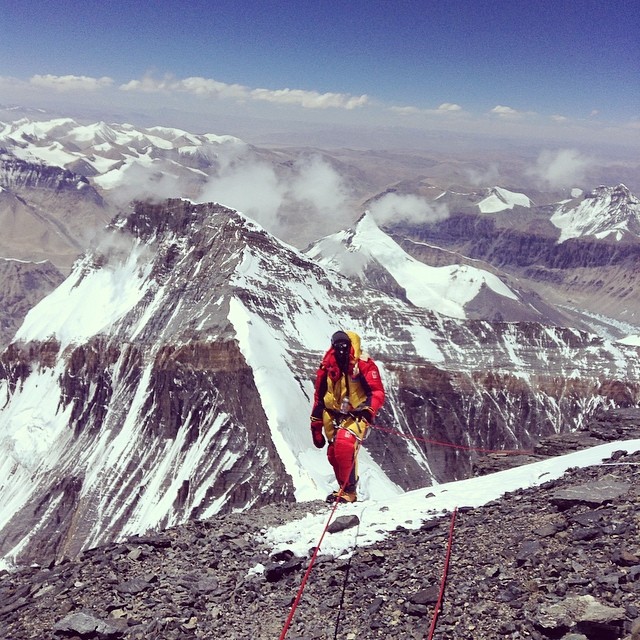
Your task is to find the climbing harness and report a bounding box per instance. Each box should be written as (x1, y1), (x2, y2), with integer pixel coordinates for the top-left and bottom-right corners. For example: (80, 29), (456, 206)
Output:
(326, 407), (371, 442)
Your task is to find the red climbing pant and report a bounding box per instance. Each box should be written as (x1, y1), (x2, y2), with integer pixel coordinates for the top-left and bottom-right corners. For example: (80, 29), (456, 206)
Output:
(327, 428), (358, 493)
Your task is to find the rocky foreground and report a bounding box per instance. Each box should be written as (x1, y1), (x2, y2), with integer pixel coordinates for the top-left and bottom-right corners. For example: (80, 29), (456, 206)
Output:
(1, 409), (640, 640)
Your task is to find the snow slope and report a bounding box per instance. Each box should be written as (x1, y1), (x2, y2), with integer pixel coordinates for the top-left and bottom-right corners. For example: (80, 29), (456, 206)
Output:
(478, 187), (532, 213)
(261, 440), (640, 560)
(306, 213), (518, 319)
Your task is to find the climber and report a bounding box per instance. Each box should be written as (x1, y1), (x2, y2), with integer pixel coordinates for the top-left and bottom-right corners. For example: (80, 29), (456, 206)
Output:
(310, 330), (385, 503)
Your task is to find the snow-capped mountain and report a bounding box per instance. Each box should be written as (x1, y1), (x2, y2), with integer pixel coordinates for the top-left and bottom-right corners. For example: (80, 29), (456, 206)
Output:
(0, 117), (253, 274)
(551, 184), (640, 242)
(0, 117), (243, 193)
(311, 213), (583, 326)
(2, 198), (640, 568)
(430, 185), (532, 214)
(307, 212), (519, 318)
(0, 116), (367, 258)
(477, 186), (532, 213)
(387, 183), (640, 330)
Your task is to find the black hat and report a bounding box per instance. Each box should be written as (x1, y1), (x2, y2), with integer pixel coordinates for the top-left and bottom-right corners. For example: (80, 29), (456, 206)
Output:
(331, 331), (351, 347)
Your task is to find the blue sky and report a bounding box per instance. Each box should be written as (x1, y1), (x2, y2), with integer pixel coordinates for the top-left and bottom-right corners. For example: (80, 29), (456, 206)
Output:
(1, 0), (638, 148)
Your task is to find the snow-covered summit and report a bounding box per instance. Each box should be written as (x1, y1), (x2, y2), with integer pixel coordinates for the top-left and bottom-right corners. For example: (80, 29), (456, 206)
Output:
(478, 186), (532, 213)
(551, 184), (640, 243)
(306, 212), (518, 319)
(0, 117), (245, 188)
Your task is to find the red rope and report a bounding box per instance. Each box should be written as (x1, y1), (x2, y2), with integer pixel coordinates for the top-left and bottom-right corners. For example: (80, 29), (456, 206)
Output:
(426, 506), (458, 640)
(279, 419), (520, 638)
(371, 424), (533, 455)
(278, 442), (361, 640)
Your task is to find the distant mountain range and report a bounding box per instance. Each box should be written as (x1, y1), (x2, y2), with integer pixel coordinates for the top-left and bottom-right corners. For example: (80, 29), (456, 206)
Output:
(0, 117), (243, 186)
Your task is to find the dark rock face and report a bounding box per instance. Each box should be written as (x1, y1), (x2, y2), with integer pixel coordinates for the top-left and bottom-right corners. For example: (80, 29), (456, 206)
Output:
(0, 155), (110, 271)
(0, 336), (293, 565)
(0, 258), (64, 349)
(472, 407), (640, 476)
(1, 415), (638, 640)
(0, 157), (100, 196)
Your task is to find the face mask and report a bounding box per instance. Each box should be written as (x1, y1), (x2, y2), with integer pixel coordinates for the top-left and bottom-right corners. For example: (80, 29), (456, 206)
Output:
(333, 340), (350, 370)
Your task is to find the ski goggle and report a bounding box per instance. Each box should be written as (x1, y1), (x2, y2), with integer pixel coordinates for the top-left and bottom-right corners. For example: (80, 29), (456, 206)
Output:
(333, 340), (350, 353)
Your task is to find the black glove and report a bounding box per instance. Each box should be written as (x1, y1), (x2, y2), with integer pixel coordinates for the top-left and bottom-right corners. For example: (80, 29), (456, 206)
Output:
(353, 406), (373, 424)
(310, 420), (326, 448)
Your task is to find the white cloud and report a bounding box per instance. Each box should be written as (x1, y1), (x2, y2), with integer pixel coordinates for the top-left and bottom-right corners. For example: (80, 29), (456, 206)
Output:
(30, 74), (114, 92)
(389, 103), (464, 116)
(489, 104), (535, 118)
(180, 76), (249, 100)
(2, 73), (637, 153)
(437, 102), (462, 112)
(527, 149), (594, 190)
(120, 75), (249, 100)
(467, 163), (501, 187)
(286, 156), (351, 212)
(490, 105), (520, 116)
(118, 74), (367, 110)
(368, 192), (449, 225)
(251, 87), (368, 110)
(199, 159), (285, 230)
(389, 105), (422, 116)
(197, 151), (353, 238)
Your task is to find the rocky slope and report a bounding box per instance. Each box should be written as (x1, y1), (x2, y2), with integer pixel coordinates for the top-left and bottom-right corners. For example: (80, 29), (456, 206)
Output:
(1, 408), (639, 640)
(0, 156), (110, 271)
(0, 257), (64, 350)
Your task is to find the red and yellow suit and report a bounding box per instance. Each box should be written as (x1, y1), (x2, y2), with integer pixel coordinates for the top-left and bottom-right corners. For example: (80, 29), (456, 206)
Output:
(311, 331), (385, 499)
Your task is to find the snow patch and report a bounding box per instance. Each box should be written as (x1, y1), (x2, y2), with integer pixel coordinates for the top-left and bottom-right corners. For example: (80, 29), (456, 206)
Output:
(478, 187), (531, 213)
(14, 244), (153, 348)
(261, 440), (640, 559)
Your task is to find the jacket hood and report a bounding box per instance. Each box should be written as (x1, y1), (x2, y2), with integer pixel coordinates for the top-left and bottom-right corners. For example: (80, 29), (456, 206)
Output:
(345, 330), (362, 360)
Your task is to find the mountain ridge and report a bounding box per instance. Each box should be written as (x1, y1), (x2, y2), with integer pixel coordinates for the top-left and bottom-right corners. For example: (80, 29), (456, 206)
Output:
(2, 198), (640, 570)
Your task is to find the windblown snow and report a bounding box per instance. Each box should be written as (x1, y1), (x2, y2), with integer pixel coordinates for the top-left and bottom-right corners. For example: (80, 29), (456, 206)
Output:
(14, 244), (153, 349)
